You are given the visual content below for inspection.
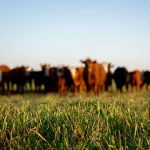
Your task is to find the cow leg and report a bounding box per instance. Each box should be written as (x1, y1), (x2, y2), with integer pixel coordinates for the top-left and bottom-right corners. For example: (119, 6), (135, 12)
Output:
(93, 84), (98, 96)
(116, 85), (121, 93)
(1, 82), (5, 94)
(74, 85), (78, 95)
(131, 85), (134, 92)
(118, 85), (123, 93)
(17, 85), (20, 93)
(126, 83), (129, 92)
(105, 83), (109, 92)
(95, 87), (99, 96)
(89, 85), (94, 95)
(5, 81), (10, 94)
(21, 84), (24, 93)
(146, 84), (150, 91)
(80, 84), (85, 95)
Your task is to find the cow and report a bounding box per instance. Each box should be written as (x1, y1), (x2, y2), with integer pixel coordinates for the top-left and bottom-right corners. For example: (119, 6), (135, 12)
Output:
(41, 64), (52, 92)
(0, 65), (11, 94)
(113, 67), (129, 92)
(141, 71), (150, 90)
(48, 66), (59, 92)
(10, 66), (33, 93)
(129, 70), (143, 92)
(57, 65), (74, 95)
(31, 64), (51, 93)
(81, 58), (106, 95)
(102, 62), (114, 92)
(70, 66), (86, 95)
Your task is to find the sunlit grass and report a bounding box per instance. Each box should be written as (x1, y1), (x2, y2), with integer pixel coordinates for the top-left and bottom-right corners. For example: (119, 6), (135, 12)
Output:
(0, 91), (150, 149)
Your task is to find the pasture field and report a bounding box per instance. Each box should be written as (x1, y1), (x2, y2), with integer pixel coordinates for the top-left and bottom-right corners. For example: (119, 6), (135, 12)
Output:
(0, 91), (150, 150)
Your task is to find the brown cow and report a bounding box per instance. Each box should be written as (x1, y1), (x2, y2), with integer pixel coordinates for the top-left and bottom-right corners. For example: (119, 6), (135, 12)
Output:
(81, 58), (106, 95)
(0, 65), (10, 72)
(129, 69), (143, 91)
(70, 67), (86, 95)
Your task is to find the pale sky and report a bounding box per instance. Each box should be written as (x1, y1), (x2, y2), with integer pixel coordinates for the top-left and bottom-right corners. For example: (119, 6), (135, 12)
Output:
(0, 0), (150, 71)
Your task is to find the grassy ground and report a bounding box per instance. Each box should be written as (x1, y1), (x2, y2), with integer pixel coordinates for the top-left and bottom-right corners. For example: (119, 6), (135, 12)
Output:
(0, 91), (150, 150)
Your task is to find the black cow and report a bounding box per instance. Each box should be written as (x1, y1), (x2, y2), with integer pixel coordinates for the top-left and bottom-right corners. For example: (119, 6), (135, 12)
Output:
(57, 66), (74, 95)
(10, 66), (33, 93)
(49, 67), (59, 92)
(113, 67), (129, 92)
(142, 71), (150, 90)
(31, 64), (51, 92)
(102, 63), (114, 92)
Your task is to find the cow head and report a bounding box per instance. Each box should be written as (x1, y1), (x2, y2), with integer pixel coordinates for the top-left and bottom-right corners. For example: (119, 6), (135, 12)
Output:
(102, 62), (114, 73)
(81, 58), (96, 73)
(80, 58), (96, 73)
(40, 64), (51, 71)
(57, 66), (64, 78)
(0, 65), (10, 72)
(40, 64), (51, 76)
(24, 66), (33, 76)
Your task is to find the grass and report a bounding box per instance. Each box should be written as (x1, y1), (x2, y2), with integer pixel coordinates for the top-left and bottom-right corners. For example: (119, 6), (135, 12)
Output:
(0, 91), (150, 150)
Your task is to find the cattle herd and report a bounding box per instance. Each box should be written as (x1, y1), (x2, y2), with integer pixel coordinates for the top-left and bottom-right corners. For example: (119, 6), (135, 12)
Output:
(0, 58), (150, 95)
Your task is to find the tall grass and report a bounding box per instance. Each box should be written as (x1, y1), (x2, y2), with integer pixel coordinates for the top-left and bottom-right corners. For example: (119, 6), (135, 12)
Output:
(0, 92), (150, 149)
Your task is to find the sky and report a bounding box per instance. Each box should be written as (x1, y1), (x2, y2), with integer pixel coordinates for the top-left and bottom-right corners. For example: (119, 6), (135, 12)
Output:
(0, 0), (150, 71)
